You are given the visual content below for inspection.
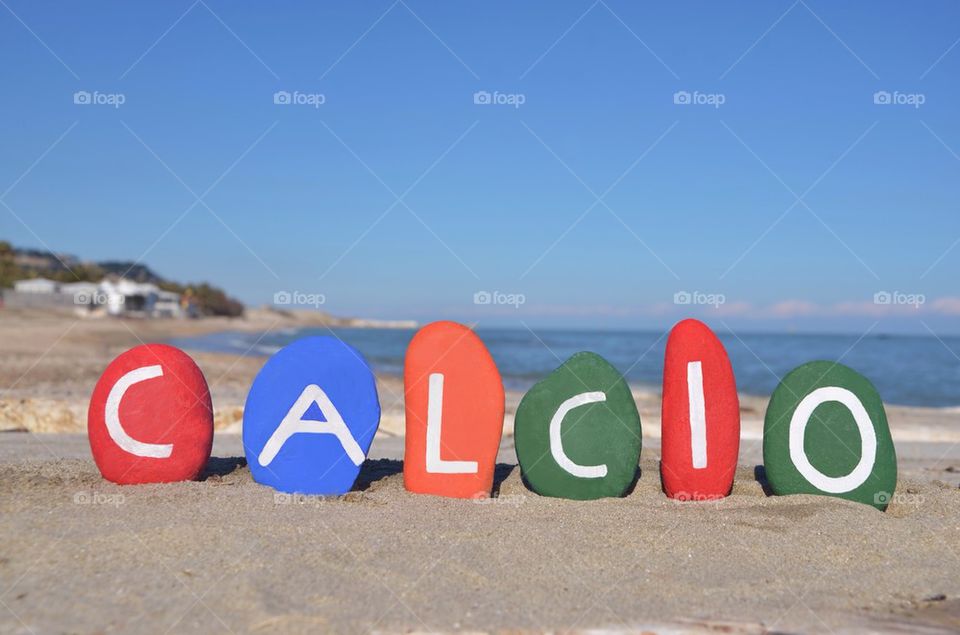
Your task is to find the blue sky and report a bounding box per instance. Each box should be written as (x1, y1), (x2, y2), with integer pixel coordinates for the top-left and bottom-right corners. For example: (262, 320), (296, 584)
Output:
(2, 1), (959, 333)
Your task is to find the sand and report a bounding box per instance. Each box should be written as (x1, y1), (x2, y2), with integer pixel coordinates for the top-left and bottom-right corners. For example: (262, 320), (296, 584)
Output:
(1, 310), (959, 633)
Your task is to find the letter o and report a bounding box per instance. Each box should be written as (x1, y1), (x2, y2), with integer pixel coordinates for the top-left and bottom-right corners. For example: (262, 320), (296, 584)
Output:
(788, 386), (876, 493)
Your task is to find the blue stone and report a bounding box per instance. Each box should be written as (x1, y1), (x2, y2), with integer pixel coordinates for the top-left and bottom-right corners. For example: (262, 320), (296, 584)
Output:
(243, 337), (381, 495)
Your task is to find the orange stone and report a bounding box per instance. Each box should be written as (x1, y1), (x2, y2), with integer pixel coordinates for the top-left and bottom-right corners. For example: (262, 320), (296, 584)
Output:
(403, 321), (505, 498)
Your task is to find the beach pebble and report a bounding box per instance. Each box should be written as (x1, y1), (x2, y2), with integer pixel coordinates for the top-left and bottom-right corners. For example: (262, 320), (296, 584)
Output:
(763, 360), (897, 510)
(87, 344), (213, 484)
(242, 337), (380, 495)
(514, 352), (641, 499)
(661, 319), (740, 501)
(403, 321), (505, 498)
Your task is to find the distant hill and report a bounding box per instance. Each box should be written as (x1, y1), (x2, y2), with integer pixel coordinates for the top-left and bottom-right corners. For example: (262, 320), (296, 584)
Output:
(0, 241), (244, 317)
(96, 261), (164, 284)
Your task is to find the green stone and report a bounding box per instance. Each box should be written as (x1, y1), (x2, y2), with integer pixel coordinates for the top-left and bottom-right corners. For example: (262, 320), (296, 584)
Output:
(763, 361), (897, 510)
(514, 352), (642, 500)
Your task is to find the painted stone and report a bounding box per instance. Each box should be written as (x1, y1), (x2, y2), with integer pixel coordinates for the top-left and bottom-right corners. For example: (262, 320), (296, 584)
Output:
(515, 352), (641, 500)
(88, 344), (213, 484)
(403, 321), (505, 499)
(661, 319), (740, 501)
(243, 337), (381, 495)
(763, 360), (897, 510)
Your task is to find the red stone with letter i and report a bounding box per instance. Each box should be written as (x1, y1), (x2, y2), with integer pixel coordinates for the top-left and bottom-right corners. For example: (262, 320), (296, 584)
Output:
(661, 319), (740, 500)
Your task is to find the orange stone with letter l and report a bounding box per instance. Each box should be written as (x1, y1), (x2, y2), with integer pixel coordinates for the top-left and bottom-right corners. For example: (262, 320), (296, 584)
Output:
(661, 319), (740, 500)
(403, 321), (505, 498)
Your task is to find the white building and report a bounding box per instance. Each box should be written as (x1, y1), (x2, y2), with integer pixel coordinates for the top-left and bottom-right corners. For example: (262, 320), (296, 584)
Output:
(8, 277), (185, 318)
(60, 281), (100, 306)
(13, 278), (59, 294)
(154, 290), (183, 318)
(100, 279), (155, 316)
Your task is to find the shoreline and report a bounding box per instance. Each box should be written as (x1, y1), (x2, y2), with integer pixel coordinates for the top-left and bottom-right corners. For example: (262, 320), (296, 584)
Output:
(2, 309), (959, 445)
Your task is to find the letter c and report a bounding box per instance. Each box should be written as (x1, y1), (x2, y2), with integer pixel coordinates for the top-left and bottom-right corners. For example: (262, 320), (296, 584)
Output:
(550, 391), (608, 479)
(105, 365), (174, 458)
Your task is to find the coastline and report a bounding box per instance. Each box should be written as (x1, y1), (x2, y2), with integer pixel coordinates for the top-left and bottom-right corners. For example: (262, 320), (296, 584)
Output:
(2, 309), (959, 448)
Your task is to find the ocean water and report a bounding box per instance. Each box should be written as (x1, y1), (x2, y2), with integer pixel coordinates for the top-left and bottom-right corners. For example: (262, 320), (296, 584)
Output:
(169, 327), (960, 408)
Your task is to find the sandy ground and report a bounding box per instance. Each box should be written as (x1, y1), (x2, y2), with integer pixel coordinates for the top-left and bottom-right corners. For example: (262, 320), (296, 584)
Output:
(1, 310), (959, 633)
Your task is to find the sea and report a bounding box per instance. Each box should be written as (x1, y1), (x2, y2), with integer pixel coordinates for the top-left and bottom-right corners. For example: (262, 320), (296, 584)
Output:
(168, 327), (960, 408)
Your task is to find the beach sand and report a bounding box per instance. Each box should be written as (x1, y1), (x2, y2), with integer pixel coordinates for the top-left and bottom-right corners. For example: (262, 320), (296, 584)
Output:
(1, 310), (959, 633)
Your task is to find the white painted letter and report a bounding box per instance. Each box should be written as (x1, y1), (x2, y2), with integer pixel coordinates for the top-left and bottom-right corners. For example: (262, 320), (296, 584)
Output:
(549, 391), (608, 479)
(106, 365), (174, 458)
(425, 373), (478, 474)
(687, 361), (707, 469)
(788, 386), (876, 493)
(258, 384), (366, 467)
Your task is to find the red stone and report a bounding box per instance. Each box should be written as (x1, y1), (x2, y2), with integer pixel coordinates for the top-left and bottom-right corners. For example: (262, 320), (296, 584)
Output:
(661, 319), (740, 500)
(403, 321), (505, 498)
(88, 344), (213, 484)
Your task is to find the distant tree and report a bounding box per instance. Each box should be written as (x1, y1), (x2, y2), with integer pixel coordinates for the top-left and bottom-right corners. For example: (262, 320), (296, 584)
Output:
(0, 241), (18, 288)
(161, 280), (244, 317)
(47, 263), (105, 283)
(190, 283), (245, 317)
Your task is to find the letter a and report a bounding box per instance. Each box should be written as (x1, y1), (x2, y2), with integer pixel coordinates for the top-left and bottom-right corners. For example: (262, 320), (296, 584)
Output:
(258, 384), (366, 468)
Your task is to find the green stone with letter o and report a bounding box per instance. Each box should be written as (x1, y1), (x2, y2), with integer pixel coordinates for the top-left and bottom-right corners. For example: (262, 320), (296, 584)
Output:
(515, 352), (642, 500)
(763, 361), (897, 510)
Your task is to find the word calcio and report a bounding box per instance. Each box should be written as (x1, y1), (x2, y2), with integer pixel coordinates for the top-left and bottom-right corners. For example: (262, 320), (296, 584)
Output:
(87, 319), (897, 510)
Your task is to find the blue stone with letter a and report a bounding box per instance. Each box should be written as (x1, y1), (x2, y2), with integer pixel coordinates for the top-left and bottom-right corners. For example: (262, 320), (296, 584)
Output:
(243, 336), (381, 494)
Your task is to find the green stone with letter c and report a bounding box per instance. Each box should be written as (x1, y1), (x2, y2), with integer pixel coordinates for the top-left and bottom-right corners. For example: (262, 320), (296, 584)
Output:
(515, 352), (642, 500)
(763, 361), (897, 510)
